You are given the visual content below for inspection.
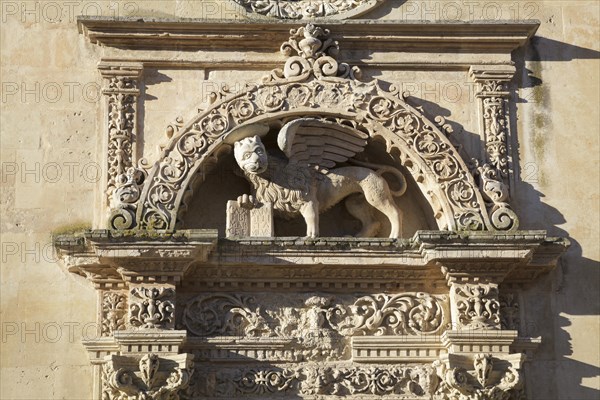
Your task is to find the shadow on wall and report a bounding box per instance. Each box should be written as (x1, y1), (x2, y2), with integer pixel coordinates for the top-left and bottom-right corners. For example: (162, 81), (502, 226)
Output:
(512, 35), (600, 398)
(525, 36), (600, 62)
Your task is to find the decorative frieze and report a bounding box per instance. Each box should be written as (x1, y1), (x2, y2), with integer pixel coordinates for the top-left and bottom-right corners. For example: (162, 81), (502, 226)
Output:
(180, 292), (447, 337)
(184, 363), (434, 398)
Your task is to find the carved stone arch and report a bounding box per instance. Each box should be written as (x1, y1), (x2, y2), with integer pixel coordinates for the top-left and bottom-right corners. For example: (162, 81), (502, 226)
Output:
(108, 23), (517, 234)
(118, 78), (506, 233)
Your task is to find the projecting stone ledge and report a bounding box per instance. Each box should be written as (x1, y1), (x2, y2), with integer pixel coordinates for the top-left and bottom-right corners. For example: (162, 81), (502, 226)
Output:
(54, 229), (568, 288)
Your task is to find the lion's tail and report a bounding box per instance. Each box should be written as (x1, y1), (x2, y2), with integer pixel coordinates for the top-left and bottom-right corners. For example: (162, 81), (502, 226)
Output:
(347, 159), (407, 197)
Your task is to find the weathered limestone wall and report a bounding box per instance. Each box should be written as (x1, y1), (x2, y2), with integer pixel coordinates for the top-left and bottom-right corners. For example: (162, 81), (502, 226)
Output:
(1, 1), (598, 398)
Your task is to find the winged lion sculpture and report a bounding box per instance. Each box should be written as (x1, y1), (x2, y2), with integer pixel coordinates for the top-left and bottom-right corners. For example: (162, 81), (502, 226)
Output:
(232, 118), (407, 238)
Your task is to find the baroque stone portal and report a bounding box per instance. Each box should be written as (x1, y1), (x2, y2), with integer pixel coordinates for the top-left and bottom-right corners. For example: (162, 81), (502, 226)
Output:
(55, 16), (569, 400)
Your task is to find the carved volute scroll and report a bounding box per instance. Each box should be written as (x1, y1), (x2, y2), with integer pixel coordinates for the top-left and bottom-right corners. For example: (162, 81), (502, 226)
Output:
(99, 63), (149, 229)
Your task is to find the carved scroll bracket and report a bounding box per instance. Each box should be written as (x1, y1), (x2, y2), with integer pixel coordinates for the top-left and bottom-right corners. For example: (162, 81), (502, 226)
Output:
(98, 62), (146, 229)
(469, 65), (520, 232)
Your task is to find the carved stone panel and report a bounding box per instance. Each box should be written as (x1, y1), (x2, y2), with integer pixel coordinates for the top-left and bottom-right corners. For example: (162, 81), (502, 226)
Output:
(129, 286), (176, 330)
(226, 200), (274, 237)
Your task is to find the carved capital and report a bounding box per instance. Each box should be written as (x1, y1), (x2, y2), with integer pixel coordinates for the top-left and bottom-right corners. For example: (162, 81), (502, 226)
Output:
(469, 65), (516, 96)
(433, 353), (525, 400)
(102, 353), (193, 400)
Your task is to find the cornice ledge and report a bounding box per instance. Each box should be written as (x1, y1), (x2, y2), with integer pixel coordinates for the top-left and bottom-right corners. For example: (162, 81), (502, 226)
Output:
(77, 17), (540, 52)
(54, 229), (219, 286)
(415, 230), (569, 283)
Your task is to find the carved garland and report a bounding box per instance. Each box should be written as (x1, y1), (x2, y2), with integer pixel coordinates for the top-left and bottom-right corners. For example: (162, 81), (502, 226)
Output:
(108, 24), (518, 233)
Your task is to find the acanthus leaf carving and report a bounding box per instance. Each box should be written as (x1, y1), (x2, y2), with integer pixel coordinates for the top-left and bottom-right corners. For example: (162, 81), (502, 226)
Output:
(185, 364), (433, 398)
(499, 292), (521, 331)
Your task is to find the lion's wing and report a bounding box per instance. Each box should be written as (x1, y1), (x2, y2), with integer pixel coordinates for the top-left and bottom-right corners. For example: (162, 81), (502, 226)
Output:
(277, 118), (369, 169)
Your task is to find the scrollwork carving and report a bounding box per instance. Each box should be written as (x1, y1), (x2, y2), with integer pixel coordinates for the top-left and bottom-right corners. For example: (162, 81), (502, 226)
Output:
(185, 364), (433, 398)
(180, 292), (447, 361)
(338, 293), (446, 336)
(181, 294), (269, 337)
(474, 161), (519, 231)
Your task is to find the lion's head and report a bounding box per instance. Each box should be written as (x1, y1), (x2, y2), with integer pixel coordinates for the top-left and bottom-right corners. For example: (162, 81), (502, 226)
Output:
(234, 135), (268, 175)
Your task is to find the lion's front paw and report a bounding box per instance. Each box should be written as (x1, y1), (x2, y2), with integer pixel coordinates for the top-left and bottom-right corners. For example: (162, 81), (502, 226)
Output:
(237, 194), (256, 210)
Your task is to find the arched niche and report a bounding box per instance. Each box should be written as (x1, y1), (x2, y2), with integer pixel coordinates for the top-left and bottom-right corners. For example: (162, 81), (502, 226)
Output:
(182, 120), (438, 237)
(109, 24), (518, 235)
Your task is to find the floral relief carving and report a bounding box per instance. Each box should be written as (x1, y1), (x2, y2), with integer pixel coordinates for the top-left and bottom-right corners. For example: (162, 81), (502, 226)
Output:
(181, 294), (269, 337)
(101, 291), (127, 336)
(338, 293), (446, 336)
(129, 287), (175, 329)
(232, 0), (384, 19)
(453, 284), (500, 330)
(104, 76), (139, 201)
(102, 353), (194, 400)
(482, 95), (508, 173)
